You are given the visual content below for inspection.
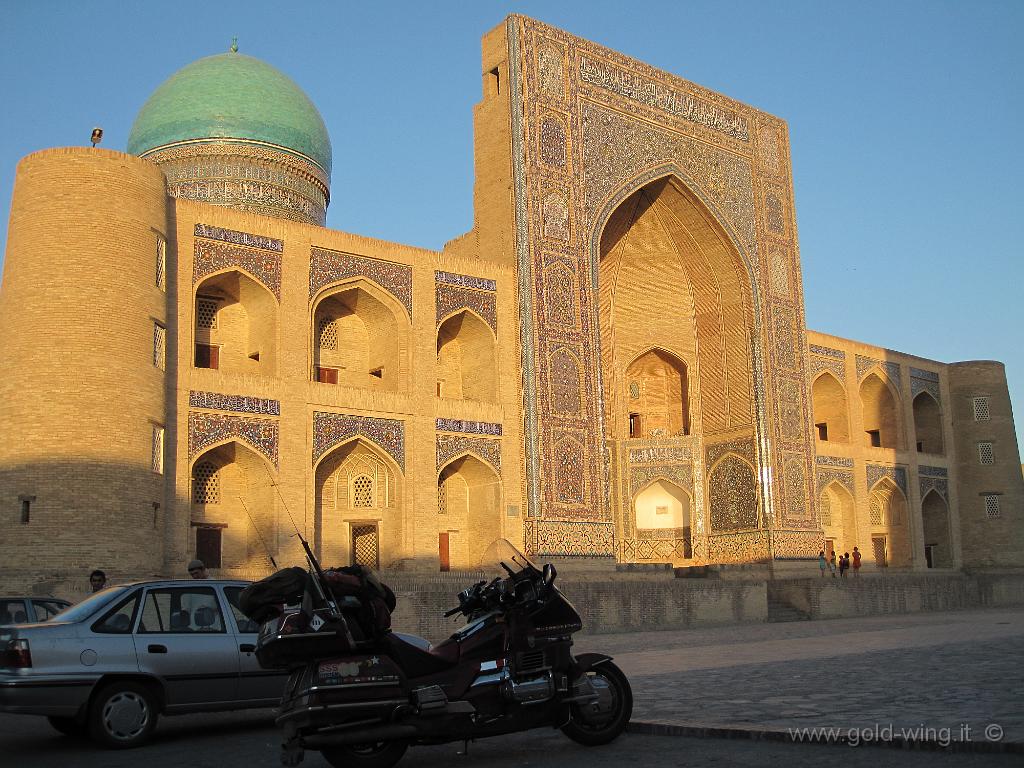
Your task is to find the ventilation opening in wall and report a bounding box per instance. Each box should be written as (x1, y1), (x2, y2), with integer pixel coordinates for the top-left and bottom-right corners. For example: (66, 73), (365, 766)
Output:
(629, 413), (641, 438)
(978, 442), (995, 465)
(816, 422), (828, 441)
(983, 494), (1001, 519)
(370, 368), (383, 379)
(972, 396), (991, 421)
(19, 496), (34, 524)
(867, 429), (881, 448)
(485, 67), (500, 97)
(248, 352), (260, 362)
(916, 441), (924, 453)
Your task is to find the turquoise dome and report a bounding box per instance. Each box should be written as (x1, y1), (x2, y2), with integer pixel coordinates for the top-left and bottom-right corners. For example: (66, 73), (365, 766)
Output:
(127, 51), (332, 174)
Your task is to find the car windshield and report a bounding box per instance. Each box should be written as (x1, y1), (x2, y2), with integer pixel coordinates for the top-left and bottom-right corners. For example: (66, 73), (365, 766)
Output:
(50, 586), (131, 623)
(480, 539), (537, 576)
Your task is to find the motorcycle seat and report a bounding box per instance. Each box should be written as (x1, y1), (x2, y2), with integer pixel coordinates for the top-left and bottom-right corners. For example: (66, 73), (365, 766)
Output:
(384, 632), (460, 678)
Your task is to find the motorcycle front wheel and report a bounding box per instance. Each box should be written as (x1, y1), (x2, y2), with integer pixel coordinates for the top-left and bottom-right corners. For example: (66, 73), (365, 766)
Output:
(561, 660), (633, 746)
(321, 740), (409, 768)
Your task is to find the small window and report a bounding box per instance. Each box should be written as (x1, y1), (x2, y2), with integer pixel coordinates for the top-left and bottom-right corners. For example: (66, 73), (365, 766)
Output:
(151, 426), (164, 474)
(436, 380), (444, 398)
(352, 475), (374, 508)
(438, 484), (447, 515)
(192, 462), (220, 504)
(984, 494), (1001, 519)
(867, 429), (881, 448)
(978, 442), (995, 466)
(972, 397), (991, 421)
(196, 297), (219, 330)
(317, 366), (338, 384)
(916, 441), (924, 453)
(871, 536), (887, 567)
(816, 422), (828, 441)
(19, 498), (30, 524)
(196, 527), (223, 569)
(629, 413), (641, 438)
(319, 319), (338, 351)
(156, 236), (167, 291)
(485, 67), (500, 97)
(628, 381), (640, 399)
(369, 367), (383, 379)
(195, 343), (219, 369)
(92, 591), (141, 634)
(153, 323), (166, 370)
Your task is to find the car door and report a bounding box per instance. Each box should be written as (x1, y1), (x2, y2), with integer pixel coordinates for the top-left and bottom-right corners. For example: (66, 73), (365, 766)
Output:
(224, 585), (290, 702)
(134, 585), (239, 709)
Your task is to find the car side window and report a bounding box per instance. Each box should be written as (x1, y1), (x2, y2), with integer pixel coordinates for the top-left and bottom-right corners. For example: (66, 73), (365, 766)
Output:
(32, 600), (66, 621)
(92, 591), (141, 634)
(138, 587), (225, 634)
(0, 599), (27, 625)
(224, 586), (259, 634)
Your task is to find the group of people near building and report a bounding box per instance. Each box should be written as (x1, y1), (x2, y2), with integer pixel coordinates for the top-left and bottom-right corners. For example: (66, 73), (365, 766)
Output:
(818, 548), (861, 578)
(87, 560), (210, 593)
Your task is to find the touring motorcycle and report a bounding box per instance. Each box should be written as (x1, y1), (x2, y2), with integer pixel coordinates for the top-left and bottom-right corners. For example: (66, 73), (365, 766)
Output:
(245, 540), (632, 767)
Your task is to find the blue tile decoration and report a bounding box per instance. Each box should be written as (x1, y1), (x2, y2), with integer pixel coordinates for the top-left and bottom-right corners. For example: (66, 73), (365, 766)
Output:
(856, 355), (902, 389)
(919, 475), (949, 502)
(909, 367), (939, 382)
(809, 344), (845, 359)
(919, 465), (948, 478)
(866, 463), (907, 495)
(816, 466), (855, 495)
(816, 455), (854, 468)
(189, 390), (280, 416)
(313, 411), (405, 472)
(436, 281), (497, 333)
(435, 418), (502, 436)
(526, 520), (616, 557)
(194, 237), (282, 300)
(310, 247), (413, 319)
(435, 271), (496, 292)
(188, 411), (278, 468)
(194, 223), (283, 252)
(436, 434), (501, 472)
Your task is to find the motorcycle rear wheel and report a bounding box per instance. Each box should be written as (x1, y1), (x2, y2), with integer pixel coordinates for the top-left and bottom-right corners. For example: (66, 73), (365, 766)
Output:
(561, 661), (633, 746)
(321, 740), (409, 768)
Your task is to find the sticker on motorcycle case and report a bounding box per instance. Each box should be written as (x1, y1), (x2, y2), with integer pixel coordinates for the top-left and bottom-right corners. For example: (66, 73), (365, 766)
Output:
(309, 613), (325, 631)
(319, 656), (400, 685)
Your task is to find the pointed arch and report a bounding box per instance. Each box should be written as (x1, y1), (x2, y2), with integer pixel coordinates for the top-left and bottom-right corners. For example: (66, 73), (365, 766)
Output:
(812, 371), (849, 443)
(634, 478), (691, 530)
(921, 489), (953, 568)
(819, 481), (857, 555)
(436, 309), (498, 402)
(625, 347), (690, 437)
(437, 454), (503, 569)
(868, 477), (910, 567)
(860, 372), (901, 449)
(707, 453), (758, 532)
(194, 268), (279, 376)
(912, 391), (944, 455)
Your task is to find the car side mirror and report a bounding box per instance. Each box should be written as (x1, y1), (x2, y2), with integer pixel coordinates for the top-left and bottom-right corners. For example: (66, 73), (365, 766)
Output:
(543, 563), (556, 587)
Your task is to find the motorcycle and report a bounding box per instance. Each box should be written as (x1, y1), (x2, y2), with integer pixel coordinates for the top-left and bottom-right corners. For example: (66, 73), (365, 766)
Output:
(252, 539), (632, 767)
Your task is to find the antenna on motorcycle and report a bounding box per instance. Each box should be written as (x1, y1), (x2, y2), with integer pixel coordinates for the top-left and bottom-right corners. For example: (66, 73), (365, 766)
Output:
(238, 495), (278, 568)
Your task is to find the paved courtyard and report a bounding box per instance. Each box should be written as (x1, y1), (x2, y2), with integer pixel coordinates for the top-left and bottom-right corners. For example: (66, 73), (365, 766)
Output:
(578, 606), (1024, 746)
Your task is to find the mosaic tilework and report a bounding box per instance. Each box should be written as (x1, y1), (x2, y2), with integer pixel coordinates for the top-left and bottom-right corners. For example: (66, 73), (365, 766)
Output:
(909, 367), (939, 382)
(194, 223), (283, 252)
(435, 418), (503, 436)
(810, 355), (845, 381)
(540, 115), (568, 168)
(621, 538), (690, 560)
(866, 463), (907, 495)
(435, 282), (497, 333)
(765, 193), (786, 234)
(630, 464), (693, 493)
(188, 411), (278, 468)
(526, 520), (616, 557)
(542, 262), (578, 328)
(816, 467), (855, 495)
(189, 391), (280, 416)
(549, 347), (583, 414)
(818, 493), (831, 525)
(554, 437), (586, 505)
(783, 456), (809, 520)
(436, 434), (501, 473)
(856, 355), (902, 388)
(706, 530), (770, 563)
(768, 245), (791, 297)
(309, 247), (413, 318)
(809, 345), (846, 359)
(919, 465), (948, 478)
(435, 271), (497, 292)
(911, 371), (941, 402)
(770, 530), (823, 558)
(706, 436), (756, 468)
(707, 454), (758, 531)
(537, 41), (567, 98)
(776, 378), (805, 443)
(628, 445), (692, 463)
(816, 455), (855, 468)
(758, 120), (782, 174)
(541, 193), (570, 241)
(193, 238), (282, 300)
(635, 527), (688, 540)
(313, 412), (405, 472)
(920, 474), (949, 502)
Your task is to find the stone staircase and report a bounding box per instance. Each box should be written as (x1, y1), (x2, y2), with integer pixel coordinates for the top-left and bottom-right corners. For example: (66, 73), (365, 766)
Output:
(766, 593), (810, 623)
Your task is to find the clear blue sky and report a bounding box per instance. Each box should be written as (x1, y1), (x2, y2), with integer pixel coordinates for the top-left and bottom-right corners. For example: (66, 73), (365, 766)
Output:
(3, 0), (1023, 453)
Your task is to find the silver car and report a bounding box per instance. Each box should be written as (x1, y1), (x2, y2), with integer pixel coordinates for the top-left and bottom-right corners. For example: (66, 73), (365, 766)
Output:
(0, 579), (288, 748)
(1, 597), (71, 625)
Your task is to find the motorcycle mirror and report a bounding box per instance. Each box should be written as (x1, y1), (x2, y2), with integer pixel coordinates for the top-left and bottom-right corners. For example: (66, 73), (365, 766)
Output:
(543, 563), (556, 587)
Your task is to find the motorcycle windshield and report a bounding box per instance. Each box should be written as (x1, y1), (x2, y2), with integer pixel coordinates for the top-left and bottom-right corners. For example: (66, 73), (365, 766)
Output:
(480, 538), (537, 576)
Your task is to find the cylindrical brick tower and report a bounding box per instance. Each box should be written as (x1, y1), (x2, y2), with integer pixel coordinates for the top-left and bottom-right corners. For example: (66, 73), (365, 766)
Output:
(0, 147), (170, 588)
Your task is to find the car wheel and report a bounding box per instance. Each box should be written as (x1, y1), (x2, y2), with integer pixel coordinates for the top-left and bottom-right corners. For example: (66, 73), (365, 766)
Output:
(46, 715), (86, 738)
(88, 681), (159, 749)
(321, 740), (409, 768)
(561, 661), (633, 746)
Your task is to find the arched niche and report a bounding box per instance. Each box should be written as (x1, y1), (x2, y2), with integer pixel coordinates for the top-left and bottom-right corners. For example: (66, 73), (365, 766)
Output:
(597, 175), (755, 442)
(812, 372), (849, 443)
(438, 454), (502, 569)
(912, 392), (944, 455)
(436, 310), (497, 402)
(634, 479), (691, 530)
(707, 453), (758, 532)
(190, 440), (277, 571)
(860, 373), (901, 449)
(819, 481), (857, 556)
(921, 490), (953, 568)
(314, 438), (403, 568)
(868, 478), (910, 567)
(624, 349), (689, 438)
(312, 280), (409, 391)
(194, 270), (278, 376)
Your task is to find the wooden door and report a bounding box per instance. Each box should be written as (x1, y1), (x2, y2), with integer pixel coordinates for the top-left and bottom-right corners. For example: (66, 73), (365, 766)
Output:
(439, 532), (450, 572)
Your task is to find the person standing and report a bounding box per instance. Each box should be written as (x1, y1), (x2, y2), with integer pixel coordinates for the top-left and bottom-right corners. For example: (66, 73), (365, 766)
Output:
(852, 546), (862, 577)
(840, 552), (849, 578)
(187, 559), (209, 579)
(818, 550), (827, 578)
(88, 570), (107, 592)
(829, 550), (837, 578)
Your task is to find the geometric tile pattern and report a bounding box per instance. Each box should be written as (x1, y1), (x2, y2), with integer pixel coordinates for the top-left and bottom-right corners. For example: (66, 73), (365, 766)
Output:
(309, 247), (413, 318)
(189, 391), (280, 416)
(436, 433), (501, 472)
(188, 411), (279, 468)
(194, 238), (282, 301)
(313, 411), (405, 472)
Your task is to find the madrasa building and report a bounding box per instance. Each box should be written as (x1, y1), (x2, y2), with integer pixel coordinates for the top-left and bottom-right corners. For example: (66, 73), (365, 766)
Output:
(2, 16), (1022, 589)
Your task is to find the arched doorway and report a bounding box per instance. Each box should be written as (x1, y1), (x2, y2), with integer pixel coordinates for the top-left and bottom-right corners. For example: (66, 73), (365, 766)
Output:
(437, 454), (502, 569)
(436, 310), (497, 402)
(624, 349), (689, 438)
(190, 441), (276, 572)
(819, 481), (857, 557)
(868, 478), (911, 567)
(633, 479), (692, 559)
(194, 270), (278, 375)
(921, 490), (953, 567)
(314, 439), (403, 568)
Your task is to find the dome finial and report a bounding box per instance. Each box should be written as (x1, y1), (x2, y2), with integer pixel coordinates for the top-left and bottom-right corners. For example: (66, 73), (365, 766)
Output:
(229, 37), (238, 53)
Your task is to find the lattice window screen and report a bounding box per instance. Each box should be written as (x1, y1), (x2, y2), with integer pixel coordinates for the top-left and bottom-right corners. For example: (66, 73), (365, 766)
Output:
(972, 397), (991, 421)
(352, 475), (374, 508)
(984, 495), (1001, 519)
(819, 494), (832, 526)
(151, 426), (164, 474)
(319, 319), (339, 351)
(628, 381), (640, 399)
(193, 462), (220, 504)
(352, 525), (379, 568)
(872, 537), (887, 567)
(869, 495), (883, 525)
(153, 323), (166, 370)
(156, 236), (166, 291)
(438, 484), (447, 515)
(196, 297), (219, 329)
(978, 442), (995, 465)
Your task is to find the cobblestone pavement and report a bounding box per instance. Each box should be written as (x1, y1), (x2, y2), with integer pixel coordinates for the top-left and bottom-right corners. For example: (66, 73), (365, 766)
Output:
(577, 606), (1024, 745)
